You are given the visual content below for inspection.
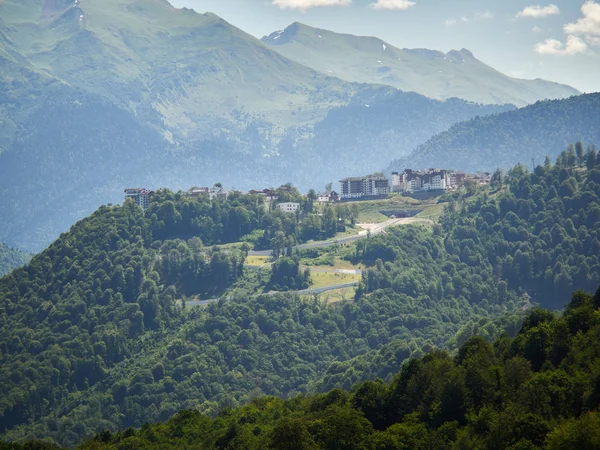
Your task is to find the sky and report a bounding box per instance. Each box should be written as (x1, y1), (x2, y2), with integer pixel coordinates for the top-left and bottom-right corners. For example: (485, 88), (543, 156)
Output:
(169, 0), (600, 94)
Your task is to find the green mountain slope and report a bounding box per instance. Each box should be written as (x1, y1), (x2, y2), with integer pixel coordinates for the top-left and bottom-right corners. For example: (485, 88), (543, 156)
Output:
(15, 288), (600, 450)
(0, 0), (512, 252)
(387, 93), (600, 174)
(262, 22), (580, 107)
(0, 0), (348, 139)
(1, 153), (599, 447)
(0, 244), (31, 277)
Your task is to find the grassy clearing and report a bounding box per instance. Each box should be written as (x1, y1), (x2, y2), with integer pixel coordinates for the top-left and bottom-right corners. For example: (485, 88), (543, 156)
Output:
(352, 196), (433, 224)
(333, 226), (360, 239)
(302, 287), (357, 304)
(308, 258), (363, 271)
(245, 255), (271, 266)
(309, 271), (361, 289)
(416, 204), (445, 221)
(357, 209), (389, 224)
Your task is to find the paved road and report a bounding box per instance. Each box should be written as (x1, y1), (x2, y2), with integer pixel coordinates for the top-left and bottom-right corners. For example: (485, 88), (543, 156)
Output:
(306, 267), (362, 275)
(248, 218), (410, 257)
(292, 282), (359, 296)
(185, 282), (360, 308)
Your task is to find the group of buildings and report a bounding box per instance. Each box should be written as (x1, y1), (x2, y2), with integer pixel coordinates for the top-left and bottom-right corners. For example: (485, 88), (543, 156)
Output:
(125, 168), (491, 211)
(124, 185), (229, 211)
(337, 169), (491, 200)
(391, 169), (491, 194)
(391, 169), (451, 193)
(188, 185), (228, 201)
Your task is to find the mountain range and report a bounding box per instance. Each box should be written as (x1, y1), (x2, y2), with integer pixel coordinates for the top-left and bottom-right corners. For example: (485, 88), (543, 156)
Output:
(262, 22), (579, 107)
(0, 0), (585, 251)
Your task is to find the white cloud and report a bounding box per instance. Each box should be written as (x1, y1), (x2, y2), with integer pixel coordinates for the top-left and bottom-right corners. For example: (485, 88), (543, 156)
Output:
(532, 26), (544, 33)
(535, 34), (588, 55)
(516, 4), (560, 18)
(534, 1), (600, 56)
(272, 0), (351, 10)
(461, 16), (469, 22)
(564, 0), (600, 43)
(369, 0), (415, 10)
(445, 18), (457, 26)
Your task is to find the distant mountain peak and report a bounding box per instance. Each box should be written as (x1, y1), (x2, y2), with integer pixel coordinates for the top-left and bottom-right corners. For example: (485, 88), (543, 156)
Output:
(263, 23), (579, 106)
(444, 49), (476, 64)
(262, 22), (318, 45)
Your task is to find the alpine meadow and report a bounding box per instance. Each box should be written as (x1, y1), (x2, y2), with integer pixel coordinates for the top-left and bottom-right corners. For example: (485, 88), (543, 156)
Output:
(1, 0), (600, 449)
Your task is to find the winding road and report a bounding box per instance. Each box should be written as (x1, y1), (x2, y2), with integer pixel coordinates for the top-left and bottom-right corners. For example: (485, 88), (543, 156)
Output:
(186, 218), (418, 308)
(248, 218), (414, 257)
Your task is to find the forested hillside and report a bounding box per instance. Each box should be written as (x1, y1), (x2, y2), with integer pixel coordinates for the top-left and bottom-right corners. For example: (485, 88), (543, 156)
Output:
(8, 288), (600, 449)
(317, 145), (600, 387)
(1, 150), (599, 447)
(387, 93), (600, 174)
(0, 243), (30, 277)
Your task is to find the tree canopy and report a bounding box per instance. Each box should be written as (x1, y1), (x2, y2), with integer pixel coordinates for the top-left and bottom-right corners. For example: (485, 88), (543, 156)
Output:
(1, 149), (599, 447)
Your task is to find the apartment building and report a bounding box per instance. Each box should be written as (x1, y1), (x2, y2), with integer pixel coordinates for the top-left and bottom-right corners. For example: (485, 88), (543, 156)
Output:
(340, 175), (390, 200)
(124, 188), (153, 210)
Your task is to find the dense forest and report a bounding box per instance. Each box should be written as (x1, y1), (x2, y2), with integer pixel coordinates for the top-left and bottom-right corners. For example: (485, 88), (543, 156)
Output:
(0, 243), (30, 277)
(314, 144), (600, 387)
(5, 287), (600, 449)
(1, 147), (599, 447)
(387, 93), (600, 175)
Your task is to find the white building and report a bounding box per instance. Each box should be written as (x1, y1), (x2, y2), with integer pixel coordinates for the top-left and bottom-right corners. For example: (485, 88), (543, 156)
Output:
(391, 172), (401, 193)
(399, 169), (449, 193)
(124, 188), (153, 210)
(277, 202), (300, 213)
(339, 175), (390, 200)
(188, 186), (228, 201)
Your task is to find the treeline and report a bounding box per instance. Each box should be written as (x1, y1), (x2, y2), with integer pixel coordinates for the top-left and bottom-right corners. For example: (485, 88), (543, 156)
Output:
(11, 287), (600, 450)
(147, 185), (356, 251)
(0, 223), (523, 447)
(387, 93), (600, 174)
(0, 243), (31, 277)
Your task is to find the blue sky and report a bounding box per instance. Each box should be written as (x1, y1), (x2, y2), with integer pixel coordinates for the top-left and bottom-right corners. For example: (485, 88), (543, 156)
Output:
(170, 0), (600, 93)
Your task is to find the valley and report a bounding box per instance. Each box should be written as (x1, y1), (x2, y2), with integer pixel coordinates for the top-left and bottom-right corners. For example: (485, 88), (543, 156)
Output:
(1, 0), (599, 448)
